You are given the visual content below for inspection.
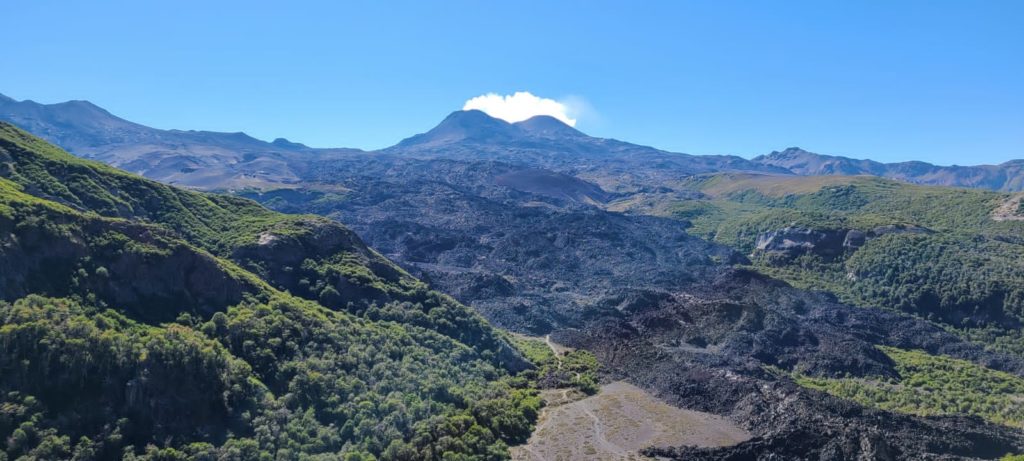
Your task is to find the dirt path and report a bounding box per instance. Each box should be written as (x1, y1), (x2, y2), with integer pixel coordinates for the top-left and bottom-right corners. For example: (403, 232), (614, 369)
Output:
(582, 405), (624, 457)
(542, 334), (584, 381)
(544, 334), (574, 358)
(511, 381), (750, 461)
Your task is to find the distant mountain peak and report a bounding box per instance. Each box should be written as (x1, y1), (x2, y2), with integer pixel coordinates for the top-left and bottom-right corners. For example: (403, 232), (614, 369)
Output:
(514, 115), (584, 138)
(396, 110), (524, 147)
(51, 98), (116, 116)
(272, 137), (309, 149)
(438, 109), (511, 129)
(396, 110), (594, 149)
(6, 93), (1024, 192)
(0, 93), (105, 112)
(757, 147), (814, 160)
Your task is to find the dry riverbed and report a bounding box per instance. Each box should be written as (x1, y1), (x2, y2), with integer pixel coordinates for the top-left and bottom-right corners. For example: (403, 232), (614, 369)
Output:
(511, 381), (750, 460)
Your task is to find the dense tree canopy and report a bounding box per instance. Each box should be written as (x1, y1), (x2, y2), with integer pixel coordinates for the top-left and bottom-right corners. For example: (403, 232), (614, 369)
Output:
(0, 123), (544, 460)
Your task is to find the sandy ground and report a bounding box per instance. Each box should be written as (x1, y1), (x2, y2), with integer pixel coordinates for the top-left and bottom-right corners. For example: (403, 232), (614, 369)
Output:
(511, 381), (750, 461)
(992, 193), (1024, 221)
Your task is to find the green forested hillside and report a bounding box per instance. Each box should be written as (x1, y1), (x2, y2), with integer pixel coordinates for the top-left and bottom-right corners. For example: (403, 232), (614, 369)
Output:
(657, 173), (1024, 355)
(0, 123), (539, 460)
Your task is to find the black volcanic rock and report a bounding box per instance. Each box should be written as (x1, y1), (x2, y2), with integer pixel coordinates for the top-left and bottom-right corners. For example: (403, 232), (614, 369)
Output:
(561, 268), (1024, 460)
(291, 160), (738, 332)
(493, 168), (613, 203)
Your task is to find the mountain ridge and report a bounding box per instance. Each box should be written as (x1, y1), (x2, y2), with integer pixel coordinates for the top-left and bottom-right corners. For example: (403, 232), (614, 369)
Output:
(754, 146), (1024, 191)
(5, 93), (1023, 192)
(0, 96), (789, 192)
(0, 93), (365, 190)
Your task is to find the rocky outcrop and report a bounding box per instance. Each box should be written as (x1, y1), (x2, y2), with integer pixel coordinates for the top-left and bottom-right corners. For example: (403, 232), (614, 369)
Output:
(755, 227), (852, 259)
(229, 217), (405, 309)
(756, 224), (933, 259)
(231, 217), (369, 269)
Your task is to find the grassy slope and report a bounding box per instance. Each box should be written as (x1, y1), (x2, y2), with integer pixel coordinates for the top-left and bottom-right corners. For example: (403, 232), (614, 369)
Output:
(0, 122), (540, 461)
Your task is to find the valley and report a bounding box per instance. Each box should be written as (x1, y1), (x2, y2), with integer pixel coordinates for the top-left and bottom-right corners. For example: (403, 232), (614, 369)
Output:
(4, 95), (1024, 459)
(4, 1), (1021, 459)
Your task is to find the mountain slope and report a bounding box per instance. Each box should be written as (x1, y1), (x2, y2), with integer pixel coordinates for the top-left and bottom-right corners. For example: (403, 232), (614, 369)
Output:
(0, 122), (539, 460)
(6, 94), (1024, 193)
(0, 95), (789, 193)
(0, 94), (360, 189)
(388, 110), (790, 194)
(756, 147), (1024, 191)
(396, 110), (528, 147)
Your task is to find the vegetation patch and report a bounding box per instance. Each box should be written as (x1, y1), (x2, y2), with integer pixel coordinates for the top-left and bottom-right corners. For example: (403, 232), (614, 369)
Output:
(511, 335), (599, 395)
(794, 346), (1024, 428)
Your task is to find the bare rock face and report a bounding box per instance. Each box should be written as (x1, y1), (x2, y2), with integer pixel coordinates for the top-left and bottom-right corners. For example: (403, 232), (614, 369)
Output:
(756, 225), (933, 259)
(755, 227), (851, 259)
(842, 229), (867, 249)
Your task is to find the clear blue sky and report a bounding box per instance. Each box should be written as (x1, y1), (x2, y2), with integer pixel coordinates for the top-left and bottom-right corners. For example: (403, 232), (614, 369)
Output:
(3, 0), (1022, 164)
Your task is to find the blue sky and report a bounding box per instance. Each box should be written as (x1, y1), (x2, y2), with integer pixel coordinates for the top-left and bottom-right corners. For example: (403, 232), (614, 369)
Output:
(3, 0), (1022, 164)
